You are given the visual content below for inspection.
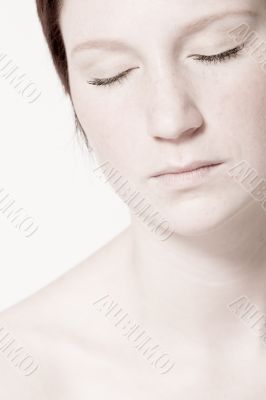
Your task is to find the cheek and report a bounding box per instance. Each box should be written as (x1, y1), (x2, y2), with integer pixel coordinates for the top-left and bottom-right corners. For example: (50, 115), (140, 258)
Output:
(202, 62), (266, 171)
(71, 80), (145, 175)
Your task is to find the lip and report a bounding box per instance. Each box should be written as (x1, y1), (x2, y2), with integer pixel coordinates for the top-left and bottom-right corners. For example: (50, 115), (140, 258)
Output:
(150, 160), (225, 189)
(152, 160), (225, 177)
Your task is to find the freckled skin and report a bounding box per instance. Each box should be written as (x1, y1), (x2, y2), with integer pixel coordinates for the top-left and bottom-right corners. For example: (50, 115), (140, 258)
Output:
(2, 0), (266, 398)
(62, 0), (266, 235)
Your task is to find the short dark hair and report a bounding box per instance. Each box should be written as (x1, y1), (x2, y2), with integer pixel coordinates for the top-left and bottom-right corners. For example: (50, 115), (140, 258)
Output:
(35, 0), (89, 148)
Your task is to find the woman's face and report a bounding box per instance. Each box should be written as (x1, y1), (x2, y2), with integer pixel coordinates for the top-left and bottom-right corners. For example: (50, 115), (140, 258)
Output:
(60, 0), (266, 236)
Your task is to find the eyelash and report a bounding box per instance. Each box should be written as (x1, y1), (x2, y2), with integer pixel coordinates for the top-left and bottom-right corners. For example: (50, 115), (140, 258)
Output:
(87, 67), (135, 88)
(190, 43), (245, 63)
(87, 43), (245, 88)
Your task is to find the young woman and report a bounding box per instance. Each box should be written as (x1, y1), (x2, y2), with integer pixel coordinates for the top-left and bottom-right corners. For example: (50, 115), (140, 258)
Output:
(1, 0), (266, 398)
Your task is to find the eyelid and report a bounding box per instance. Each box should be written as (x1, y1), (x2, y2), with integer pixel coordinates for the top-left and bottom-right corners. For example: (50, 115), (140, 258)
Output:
(87, 66), (140, 86)
(188, 43), (245, 61)
(86, 43), (244, 87)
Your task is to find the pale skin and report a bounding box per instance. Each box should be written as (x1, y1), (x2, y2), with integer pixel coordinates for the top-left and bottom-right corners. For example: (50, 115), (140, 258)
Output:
(1, 0), (266, 397)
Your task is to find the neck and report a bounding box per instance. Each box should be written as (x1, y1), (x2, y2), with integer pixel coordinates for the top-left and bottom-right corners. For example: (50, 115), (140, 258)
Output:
(129, 201), (266, 348)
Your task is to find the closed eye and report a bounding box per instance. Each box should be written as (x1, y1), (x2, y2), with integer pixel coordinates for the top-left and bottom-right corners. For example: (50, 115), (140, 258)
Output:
(86, 43), (245, 88)
(189, 43), (245, 64)
(87, 67), (140, 88)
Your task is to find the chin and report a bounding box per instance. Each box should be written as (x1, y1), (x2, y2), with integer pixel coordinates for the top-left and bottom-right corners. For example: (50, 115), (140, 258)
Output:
(158, 193), (253, 238)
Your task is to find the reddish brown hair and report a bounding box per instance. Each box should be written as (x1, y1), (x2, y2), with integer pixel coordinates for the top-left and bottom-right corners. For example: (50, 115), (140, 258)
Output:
(35, 0), (88, 147)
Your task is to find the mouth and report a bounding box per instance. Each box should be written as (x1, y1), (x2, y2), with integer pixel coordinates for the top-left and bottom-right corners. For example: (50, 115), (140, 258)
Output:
(152, 160), (225, 177)
(150, 160), (225, 189)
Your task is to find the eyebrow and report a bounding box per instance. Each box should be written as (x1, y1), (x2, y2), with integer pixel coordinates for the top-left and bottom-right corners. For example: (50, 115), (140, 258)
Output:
(71, 9), (257, 57)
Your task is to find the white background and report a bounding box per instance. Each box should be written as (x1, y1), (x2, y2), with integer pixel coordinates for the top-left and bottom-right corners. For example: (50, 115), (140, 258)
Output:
(0, 1), (129, 311)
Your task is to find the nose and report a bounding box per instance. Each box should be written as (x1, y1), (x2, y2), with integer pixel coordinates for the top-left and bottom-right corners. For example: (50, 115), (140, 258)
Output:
(146, 74), (204, 140)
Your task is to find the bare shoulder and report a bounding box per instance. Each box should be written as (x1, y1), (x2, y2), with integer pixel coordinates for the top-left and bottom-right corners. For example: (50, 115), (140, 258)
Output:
(0, 226), (131, 327)
(0, 227), (133, 398)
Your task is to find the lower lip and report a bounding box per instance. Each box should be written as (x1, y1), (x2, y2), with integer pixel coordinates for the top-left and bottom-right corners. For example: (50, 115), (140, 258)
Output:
(151, 163), (223, 189)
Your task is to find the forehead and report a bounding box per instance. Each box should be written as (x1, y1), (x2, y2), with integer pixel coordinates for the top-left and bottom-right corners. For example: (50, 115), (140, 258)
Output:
(60, 0), (262, 51)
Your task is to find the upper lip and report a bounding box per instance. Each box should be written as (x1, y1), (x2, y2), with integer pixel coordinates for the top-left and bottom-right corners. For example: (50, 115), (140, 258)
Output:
(152, 160), (224, 177)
